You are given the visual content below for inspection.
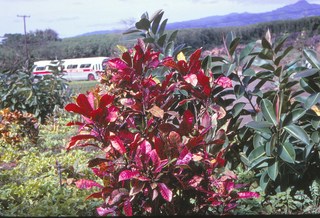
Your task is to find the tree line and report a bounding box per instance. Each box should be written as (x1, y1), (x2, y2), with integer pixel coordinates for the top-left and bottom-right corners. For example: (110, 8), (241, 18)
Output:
(1, 16), (320, 71)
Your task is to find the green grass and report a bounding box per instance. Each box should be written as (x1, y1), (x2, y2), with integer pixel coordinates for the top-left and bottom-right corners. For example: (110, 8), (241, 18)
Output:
(68, 80), (99, 95)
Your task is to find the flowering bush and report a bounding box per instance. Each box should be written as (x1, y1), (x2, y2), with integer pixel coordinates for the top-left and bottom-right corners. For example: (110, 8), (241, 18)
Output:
(65, 36), (259, 215)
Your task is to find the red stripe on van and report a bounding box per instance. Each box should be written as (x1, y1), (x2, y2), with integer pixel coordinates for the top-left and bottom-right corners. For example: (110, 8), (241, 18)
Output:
(83, 69), (91, 72)
(32, 71), (52, 75)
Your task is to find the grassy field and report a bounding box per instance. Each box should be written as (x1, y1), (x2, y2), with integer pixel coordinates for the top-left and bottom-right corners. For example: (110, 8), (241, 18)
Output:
(68, 80), (99, 95)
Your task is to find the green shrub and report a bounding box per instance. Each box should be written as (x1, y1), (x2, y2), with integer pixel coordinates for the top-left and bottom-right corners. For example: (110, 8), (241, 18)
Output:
(0, 63), (70, 123)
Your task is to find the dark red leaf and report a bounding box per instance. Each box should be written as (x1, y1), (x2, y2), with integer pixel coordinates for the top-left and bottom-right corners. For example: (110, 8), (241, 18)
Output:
(158, 123), (177, 133)
(168, 131), (182, 145)
(76, 94), (93, 113)
(161, 57), (179, 71)
(99, 94), (115, 108)
(85, 191), (102, 200)
(67, 134), (96, 150)
(123, 199), (133, 216)
(129, 181), (145, 196)
(87, 158), (108, 168)
(66, 121), (84, 126)
(122, 51), (132, 67)
(65, 103), (88, 116)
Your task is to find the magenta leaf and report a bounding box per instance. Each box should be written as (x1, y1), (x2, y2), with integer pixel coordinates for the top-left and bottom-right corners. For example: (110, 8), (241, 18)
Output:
(118, 170), (139, 182)
(158, 183), (172, 202)
(109, 135), (126, 154)
(176, 147), (192, 165)
(75, 179), (103, 190)
(106, 106), (119, 122)
(238, 191), (260, 199)
(188, 175), (203, 188)
(108, 58), (128, 70)
(148, 149), (160, 167)
(96, 206), (116, 216)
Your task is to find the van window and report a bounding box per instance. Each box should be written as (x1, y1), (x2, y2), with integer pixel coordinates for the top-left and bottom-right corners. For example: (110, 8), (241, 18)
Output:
(80, 64), (91, 68)
(67, 64), (78, 69)
(36, 66), (46, 71)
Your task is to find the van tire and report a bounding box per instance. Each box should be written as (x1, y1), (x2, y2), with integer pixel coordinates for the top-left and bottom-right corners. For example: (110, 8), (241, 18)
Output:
(88, 74), (95, 81)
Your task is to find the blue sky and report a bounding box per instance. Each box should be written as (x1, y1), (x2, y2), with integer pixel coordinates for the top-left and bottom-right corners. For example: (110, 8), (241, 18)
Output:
(1, 0), (320, 38)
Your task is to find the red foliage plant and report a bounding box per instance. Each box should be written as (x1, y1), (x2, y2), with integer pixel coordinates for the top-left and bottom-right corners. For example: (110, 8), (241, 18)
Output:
(65, 40), (259, 216)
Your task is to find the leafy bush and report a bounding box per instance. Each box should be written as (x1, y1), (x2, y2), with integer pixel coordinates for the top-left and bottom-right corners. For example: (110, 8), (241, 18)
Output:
(0, 108), (39, 145)
(213, 30), (320, 195)
(0, 62), (70, 123)
(65, 10), (259, 216)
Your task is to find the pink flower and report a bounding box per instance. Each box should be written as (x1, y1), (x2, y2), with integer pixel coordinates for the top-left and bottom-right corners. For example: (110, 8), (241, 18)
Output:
(214, 76), (232, 88)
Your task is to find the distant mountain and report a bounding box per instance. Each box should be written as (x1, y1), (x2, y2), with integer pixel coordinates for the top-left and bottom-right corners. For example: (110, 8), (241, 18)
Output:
(80, 0), (320, 36)
(166, 0), (320, 30)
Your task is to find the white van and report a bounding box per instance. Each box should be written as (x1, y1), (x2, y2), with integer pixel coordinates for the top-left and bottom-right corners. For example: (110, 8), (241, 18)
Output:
(32, 57), (110, 81)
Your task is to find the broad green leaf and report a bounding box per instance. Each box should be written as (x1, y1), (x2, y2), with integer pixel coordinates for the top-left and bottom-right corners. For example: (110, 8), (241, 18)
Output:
(268, 160), (279, 181)
(157, 34), (167, 47)
(158, 19), (168, 36)
(262, 37), (272, 50)
(248, 146), (265, 163)
(261, 99), (277, 126)
(303, 48), (320, 69)
(266, 133), (277, 156)
(246, 121), (272, 131)
(226, 31), (236, 51)
(305, 93), (320, 109)
(167, 30), (178, 44)
(240, 152), (250, 166)
(311, 131), (320, 144)
(294, 68), (319, 78)
(234, 84), (245, 99)
(232, 102), (246, 118)
(164, 41), (174, 57)
(229, 37), (240, 56)
(304, 143), (314, 160)
(151, 10), (164, 34)
(274, 35), (288, 54)
(135, 18), (150, 31)
(279, 142), (296, 164)
(243, 68), (255, 76)
(248, 156), (272, 171)
(260, 171), (270, 192)
(284, 124), (310, 145)
(240, 41), (255, 61)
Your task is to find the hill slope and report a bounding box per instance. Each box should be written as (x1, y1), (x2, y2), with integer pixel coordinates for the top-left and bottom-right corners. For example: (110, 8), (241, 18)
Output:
(167, 0), (320, 30)
(81, 0), (320, 36)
